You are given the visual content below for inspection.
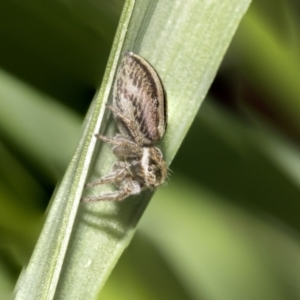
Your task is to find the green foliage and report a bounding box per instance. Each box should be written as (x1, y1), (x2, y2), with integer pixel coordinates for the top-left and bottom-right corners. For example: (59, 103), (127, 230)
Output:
(2, 0), (300, 299)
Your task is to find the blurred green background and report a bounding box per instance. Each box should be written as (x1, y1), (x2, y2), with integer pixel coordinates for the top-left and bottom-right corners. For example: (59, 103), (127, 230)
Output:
(1, 0), (300, 299)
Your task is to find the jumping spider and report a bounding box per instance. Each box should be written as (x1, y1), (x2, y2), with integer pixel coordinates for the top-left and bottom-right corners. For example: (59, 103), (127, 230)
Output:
(82, 52), (167, 202)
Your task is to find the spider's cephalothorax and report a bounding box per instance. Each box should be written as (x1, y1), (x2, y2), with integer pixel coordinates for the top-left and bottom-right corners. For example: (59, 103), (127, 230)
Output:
(82, 52), (167, 202)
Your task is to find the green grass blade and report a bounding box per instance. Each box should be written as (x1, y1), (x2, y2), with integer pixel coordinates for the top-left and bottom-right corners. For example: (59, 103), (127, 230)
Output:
(15, 0), (251, 299)
(56, 0), (251, 299)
